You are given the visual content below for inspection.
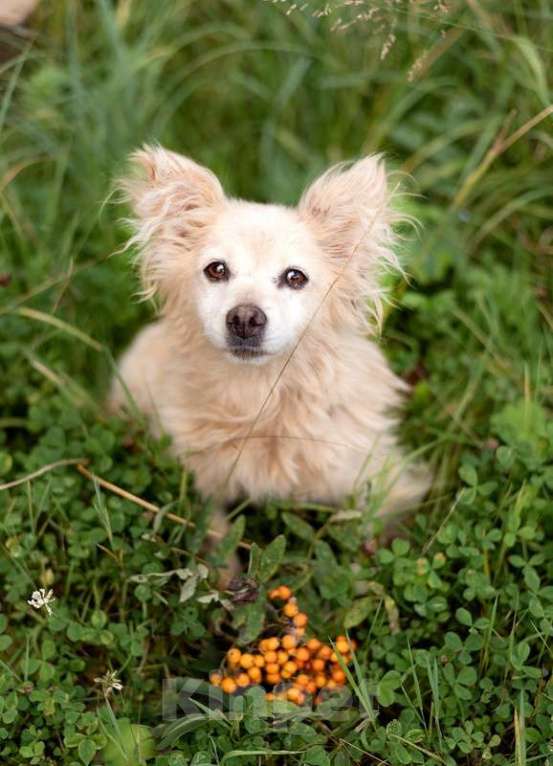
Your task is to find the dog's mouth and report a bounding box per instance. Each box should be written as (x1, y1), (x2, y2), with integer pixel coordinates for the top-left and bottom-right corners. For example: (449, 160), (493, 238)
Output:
(228, 346), (268, 360)
(225, 336), (269, 361)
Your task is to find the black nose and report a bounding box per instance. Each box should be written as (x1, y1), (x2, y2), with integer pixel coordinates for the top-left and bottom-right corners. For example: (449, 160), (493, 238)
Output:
(226, 304), (267, 340)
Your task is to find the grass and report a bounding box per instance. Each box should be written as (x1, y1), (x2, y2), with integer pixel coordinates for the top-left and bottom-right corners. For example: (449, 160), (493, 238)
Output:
(0, 1), (553, 764)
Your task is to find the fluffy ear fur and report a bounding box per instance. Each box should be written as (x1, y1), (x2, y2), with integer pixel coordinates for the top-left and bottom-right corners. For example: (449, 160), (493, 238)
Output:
(120, 145), (224, 301)
(298, 156), (402, 328)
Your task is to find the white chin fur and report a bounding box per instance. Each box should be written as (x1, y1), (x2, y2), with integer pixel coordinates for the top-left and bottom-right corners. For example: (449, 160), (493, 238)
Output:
(225, 349), (273, 366)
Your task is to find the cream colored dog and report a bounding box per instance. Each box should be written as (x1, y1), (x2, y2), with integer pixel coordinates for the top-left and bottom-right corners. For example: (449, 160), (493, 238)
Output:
(110, 146), (429, 534)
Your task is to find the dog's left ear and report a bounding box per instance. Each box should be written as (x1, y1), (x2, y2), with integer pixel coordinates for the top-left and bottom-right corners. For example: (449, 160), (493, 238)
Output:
(299, 157), (401, 322)
(120, 145), (225, 300)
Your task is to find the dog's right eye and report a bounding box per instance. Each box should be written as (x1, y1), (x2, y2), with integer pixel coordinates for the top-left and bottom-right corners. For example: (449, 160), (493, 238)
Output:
(204, 261), (229, 282)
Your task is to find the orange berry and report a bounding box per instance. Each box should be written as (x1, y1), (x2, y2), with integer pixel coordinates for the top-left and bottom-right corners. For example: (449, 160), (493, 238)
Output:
(266, 673), (280, 685)
(318, 646), (332, 660)
(265, 637), (280, 651)
(236, 673), (250, 688)
(277, 651), (289, 665)
(286, 687), (304, 704)
(283, 660), (298, 675)
(295, 647), (310, 662)
(254, 654), (265, 668)
(240, 653), (255, 669)
(307, 638), (321, 653)
(221, 677), (237, 694)
(282, 634), (297, 650)
(264, 651), (278, 664)
(332, 668), (346, 684)
(209, 672), (222, 687)
(278, 585), (292, 601)
(330, 652), (338, 663)
(265, 692), (275, 701)
(283, 602), (299, 618)
(227, 648), (241, 666)
(266, 663), (280, 675)
(269, 588), (281, 600)
(294, 627), (306, 638)
(295, 673), (310, 688)
(336, 639), (350, 655)
(293, 612), (308, 628)
(326, 679), (337, 690)
(306, 681), (317, 694)
(315, 674), (327, 688)
(312, 658), (325, 672)
(248, 667), (262, 683)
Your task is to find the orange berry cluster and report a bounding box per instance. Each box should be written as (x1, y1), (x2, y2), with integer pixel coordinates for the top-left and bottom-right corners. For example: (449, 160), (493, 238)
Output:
(209, 585), (356, 705)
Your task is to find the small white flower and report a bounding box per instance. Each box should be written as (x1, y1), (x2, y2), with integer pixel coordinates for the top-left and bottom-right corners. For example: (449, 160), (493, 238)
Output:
(94, 670), (124, 695)
(27, 588), (55, 615)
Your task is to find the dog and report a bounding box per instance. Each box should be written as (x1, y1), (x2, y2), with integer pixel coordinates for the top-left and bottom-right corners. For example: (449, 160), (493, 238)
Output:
(109, 145), (429, 542)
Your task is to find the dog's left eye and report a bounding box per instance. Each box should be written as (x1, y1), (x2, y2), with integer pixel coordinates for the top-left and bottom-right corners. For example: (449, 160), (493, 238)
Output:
(281, 268), (308, 290)
(204, 261), (229, 282)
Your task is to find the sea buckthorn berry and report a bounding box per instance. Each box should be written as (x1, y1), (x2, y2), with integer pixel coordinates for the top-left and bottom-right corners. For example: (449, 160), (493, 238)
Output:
(236, 673), (250, 688)
(283, 660), (298, 675)
(306, 681), (317, 694)
(278, 586), (292, 601)
(287, 687), (304, 704)
(294, 626), (306, 638)
(269, 588), (281, 600)
(295, 647), (310, 662)
(254, 655), (265, 668)
(264, 651), (278, 664)
(266, 663), (280, 675)
(318, 646), (332, 660)
(295, 673), (310, 687)
(315, 674), (327, 688)
(283, 601), (299, 618)
(265, 637), (280, 651)
(293, 612), (308, 628)
(266, 673), (280, 685)
(248, 667), (262, 683)
(336, 639), (350, 654)
(209, 672), (222, 687)
(227, 648), (241, 666)
(265, 692), (274, 701)
(326, 679), (337, 689)
(330, 652), (338, 663)
(221, 677), (237, 694)
(332, 669), (346, 684)
(282, 634), (297, 650)
(240, 653), (255, 669)
(311, 658), (325, 672)
(307, 638), (321, 653)
(277, 651), (289, 665)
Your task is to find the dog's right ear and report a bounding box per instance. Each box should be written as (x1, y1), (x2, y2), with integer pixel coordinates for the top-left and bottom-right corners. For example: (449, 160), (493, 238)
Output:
(120, 145), (225, 299)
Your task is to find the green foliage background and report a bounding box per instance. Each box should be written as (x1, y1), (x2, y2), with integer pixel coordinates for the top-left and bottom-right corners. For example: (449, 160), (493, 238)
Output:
(0, 1), (552, 764)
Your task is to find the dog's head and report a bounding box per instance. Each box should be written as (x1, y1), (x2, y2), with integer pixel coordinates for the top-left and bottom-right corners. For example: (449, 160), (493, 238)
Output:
(122, 146), (400, 364)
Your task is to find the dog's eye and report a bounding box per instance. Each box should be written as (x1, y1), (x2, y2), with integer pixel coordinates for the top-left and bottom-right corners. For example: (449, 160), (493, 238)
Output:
(204, 261), (229, 282)
(281, 268), (308, 290)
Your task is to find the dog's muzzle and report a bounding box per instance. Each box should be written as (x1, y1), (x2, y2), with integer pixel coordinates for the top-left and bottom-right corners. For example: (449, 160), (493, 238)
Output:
(226, 303), (267, 357)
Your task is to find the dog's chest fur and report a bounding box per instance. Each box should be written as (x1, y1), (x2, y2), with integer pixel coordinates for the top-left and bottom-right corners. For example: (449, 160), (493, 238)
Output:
(150, 327), (404, 505)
